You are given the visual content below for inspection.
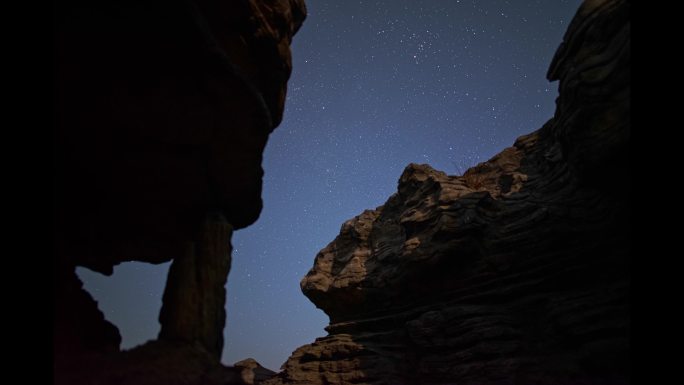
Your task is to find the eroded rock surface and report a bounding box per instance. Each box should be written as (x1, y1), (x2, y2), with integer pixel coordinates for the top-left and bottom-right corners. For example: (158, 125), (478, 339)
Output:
(235, 358), (278, 385)
(55, 0), (306, 384)
(266, 0), (630, 384)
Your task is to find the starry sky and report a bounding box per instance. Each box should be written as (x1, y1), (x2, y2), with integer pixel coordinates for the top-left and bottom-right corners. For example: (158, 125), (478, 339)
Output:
(77, 0), (582, 372)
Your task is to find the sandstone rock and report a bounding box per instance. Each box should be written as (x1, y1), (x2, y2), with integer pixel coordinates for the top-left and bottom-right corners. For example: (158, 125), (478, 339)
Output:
(158, 213), (233, 359)
(55, 0), (307, 272)
(234, 358), (277, 385)
(54, 0), (306, 383)
(266, 0), (630, 384)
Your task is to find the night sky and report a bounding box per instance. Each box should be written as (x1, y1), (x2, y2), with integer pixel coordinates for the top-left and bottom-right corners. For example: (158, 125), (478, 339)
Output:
(77, 0), (582, 371)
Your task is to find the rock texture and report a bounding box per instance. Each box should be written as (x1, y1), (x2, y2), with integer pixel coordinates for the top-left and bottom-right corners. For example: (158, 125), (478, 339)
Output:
(235, 358), (278, 385)
(266, 0), (630, 384)
(55, 0), (306, 384)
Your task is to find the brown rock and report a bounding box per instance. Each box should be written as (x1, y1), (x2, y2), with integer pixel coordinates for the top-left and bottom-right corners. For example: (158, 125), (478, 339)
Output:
(54, 0), (307, 383)
(267, 0), (630, 384)
(234, 358), (277, 385)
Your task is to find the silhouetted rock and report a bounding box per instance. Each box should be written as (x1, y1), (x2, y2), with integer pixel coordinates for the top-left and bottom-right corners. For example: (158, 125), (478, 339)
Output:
(56, 0), (306, 273)
(54, 266), (121, 364)
(56, 340), (243, 385)
(266, 0), (630, 384)
(158, 214), (233, 358)
(55, 0), (306, 384)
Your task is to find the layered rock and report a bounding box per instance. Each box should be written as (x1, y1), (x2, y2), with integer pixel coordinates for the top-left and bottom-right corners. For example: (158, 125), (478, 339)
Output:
(266, 0), (630, 384)
(55, 0), (306, 383)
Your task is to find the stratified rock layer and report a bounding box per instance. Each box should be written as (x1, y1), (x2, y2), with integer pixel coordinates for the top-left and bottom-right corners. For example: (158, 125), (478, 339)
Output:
(266, 0), (629, 384)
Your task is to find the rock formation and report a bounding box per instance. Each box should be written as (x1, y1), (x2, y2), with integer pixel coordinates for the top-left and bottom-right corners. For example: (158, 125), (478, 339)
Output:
(158, 214), (233, 358)
(265, 0), (630, 384)
(235, 358), (278, 385)
(54, 0), (306, 384)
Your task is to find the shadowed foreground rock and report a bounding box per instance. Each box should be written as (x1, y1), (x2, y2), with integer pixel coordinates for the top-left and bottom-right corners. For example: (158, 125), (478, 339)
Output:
(55, 0), (306, 384)
(266, 0), (630, 384)
(158, 214), (233, 358)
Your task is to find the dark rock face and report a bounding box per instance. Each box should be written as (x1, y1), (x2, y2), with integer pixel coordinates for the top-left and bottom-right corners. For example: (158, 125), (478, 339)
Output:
(56, 0), (306, 272)
(54, 0), (306, 384)
(54, 267), (122, 362)
(158, 214), (233, 358)
(56, 340), (245, 385)
(266, 1), (630, 384)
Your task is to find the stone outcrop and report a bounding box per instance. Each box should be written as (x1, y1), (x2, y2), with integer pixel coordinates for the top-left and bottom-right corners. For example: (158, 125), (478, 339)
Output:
(56, 0), (306, 272)
(235, 358), (278, 385)
(54, 0), (306, 384)
(158, 214), (233, 358)
(56, 339), (277, 385)
(266, 0), (630, 384)
(56, 340), (244, 385)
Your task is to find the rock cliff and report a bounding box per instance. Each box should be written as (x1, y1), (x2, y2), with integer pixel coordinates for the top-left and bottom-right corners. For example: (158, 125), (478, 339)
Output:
(55, 0), (306, 384)
(266, 0), (630, 384)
